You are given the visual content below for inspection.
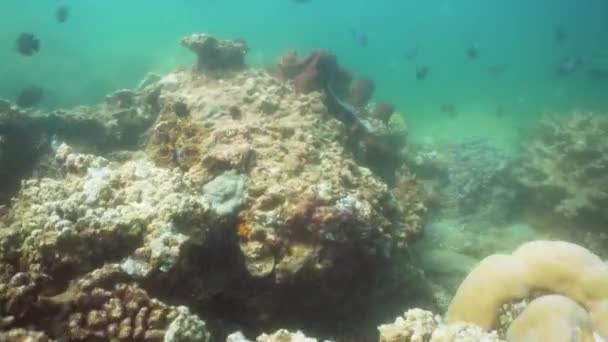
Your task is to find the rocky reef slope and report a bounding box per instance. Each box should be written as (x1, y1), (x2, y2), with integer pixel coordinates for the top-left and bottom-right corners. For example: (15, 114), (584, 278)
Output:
(0, 33), (429, 340)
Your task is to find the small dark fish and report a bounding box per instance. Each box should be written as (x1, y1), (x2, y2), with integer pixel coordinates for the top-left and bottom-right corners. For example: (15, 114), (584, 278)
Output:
(466, 45), (479, 59)
(440, 104), (457, 118)
(16, 33), (40, 56)
(495, 106), (506, 117)
(349, 28), (368, 47)
(356, 32), (368, 47)
(555, 27), (567, 44)
(589, 68), (608, 81)
(488, 64), (508, 78)
(16, 86), (44, 108)
(556, 57), (583, 76)
(56, 5), (70, 23)
(416, 66), (429, 80)
(403, 44), (420, 60)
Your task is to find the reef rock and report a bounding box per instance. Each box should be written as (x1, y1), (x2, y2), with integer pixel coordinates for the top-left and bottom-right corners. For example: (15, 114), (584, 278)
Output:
(514, 112), (608, 222)
(0, 36), (428, 339)
(7, 147), (215, 283)
(182, 33), (249, 74)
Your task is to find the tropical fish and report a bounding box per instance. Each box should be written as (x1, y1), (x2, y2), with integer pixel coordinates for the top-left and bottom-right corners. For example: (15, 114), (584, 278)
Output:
(356, 32), (368, 47)
(495, 106), (506, 117)
(589, 68), (608, 81)
(555, 27), (567, 44)
(556, 56), (584, 76)
(440, 104), (457, 118)
(16, 33), (40, 56)
(466, 45), (479, 59)
(403, 44), (420, 60)
(416, 66), (429, 80)
(56, 5), (70, 23)
(488, 64), (508, 78)
(349, 28), (369, 47)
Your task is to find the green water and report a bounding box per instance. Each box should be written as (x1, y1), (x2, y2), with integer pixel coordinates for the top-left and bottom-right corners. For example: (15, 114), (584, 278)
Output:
(2, 1), (608, 337)
(3, 1), (607, 151)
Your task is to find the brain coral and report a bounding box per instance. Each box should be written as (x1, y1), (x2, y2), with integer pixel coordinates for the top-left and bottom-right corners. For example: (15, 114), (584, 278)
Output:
(446, 240), (608, 341)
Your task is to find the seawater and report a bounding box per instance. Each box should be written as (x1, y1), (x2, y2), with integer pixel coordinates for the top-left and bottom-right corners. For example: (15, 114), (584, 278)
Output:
(2, 0), (607, 152)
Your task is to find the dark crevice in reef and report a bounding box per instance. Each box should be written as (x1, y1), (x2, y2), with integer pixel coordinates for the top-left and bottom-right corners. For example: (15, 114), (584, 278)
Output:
(0, 115), (48, 205)
(138, 221), (435, 341)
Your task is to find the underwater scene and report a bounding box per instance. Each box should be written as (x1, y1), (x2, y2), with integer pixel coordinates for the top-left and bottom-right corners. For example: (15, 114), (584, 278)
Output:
(1, 0), (608, 341)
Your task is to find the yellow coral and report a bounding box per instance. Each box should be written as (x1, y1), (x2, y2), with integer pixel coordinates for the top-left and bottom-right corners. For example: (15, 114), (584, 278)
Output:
(507, 294), (596, 342)
(446, 240), (608, 340)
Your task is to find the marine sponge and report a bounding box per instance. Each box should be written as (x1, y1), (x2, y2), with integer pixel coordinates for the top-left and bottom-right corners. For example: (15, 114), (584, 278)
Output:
(446, 240), (608, 339)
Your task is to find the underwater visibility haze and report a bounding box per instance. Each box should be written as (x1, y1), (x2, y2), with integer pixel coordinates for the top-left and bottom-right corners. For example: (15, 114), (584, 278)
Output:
(1, 0), (608, 341)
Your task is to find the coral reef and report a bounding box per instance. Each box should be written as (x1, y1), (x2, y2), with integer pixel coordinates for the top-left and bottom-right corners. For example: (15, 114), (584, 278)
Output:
(377, 309), (502, 342)
(182, 33), (249, 74)
(0, 101), (50, 204)
(0, 75), (162, 203)
(514, 112), (608, 222)
(443, 137), (509, 211)
(377, 240), (608, 342)
(146, 104), (207, 170)
(406, 137), (516, 223)
(506, 294), (596, 342)
(0, 34), (428, 340)
(446, 240), (608, 340)
(275, 50), (350, 96)
(371, 103), (395, 123)
(274, 49), (406, 183)
(6, 149), (215, 285)
(0, 266), (210, 341)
